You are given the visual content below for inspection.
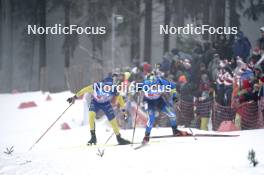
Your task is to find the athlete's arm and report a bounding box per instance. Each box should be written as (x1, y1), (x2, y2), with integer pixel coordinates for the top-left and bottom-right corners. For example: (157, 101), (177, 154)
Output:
(75, 85), (93, 97)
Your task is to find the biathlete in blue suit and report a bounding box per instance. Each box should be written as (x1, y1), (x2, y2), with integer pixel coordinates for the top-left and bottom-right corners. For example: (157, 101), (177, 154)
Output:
(138, 73), (189, 143)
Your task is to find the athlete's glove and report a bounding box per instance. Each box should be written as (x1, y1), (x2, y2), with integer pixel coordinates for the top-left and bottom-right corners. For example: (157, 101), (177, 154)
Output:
(172, 95), (179, 103)
(67, 95), (77, 104)
(121, 108), (128, 120)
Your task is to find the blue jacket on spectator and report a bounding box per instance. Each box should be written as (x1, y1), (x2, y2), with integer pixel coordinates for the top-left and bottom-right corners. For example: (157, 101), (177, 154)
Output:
(232, 31), (251, 61)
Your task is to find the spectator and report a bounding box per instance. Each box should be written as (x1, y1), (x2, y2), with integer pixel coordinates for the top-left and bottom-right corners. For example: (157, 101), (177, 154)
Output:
(140, 62), (152, 76)
(179, 74), (196, 102)
(171, 48), (193, 61)
(203, 42), (217, 68)
(181, 58), (193, 84)
(250, 48), (262, 66)
(232, 31), (251, 62)
(223, 63), (234, 106)
(216, 60), (226, 105)
(257, 27), (264, 55)
(237, 63), (256, 103)
(208, 53), (221, 82)
(192, 43), (203, 60)
(215, 59), (233, 106)
(198, 73), (212, 100)
(197, 73), (213, 130)
(217, 35), (232, 60)
(160, 52), (173, 76)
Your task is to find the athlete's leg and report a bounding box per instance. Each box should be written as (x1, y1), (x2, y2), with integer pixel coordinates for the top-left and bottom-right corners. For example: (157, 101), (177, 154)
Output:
(101, 102), (130, 145)
(87, 100), (99, 145)
(161, 101), (177, 128)
(161, 100), (189, 136)
(101, 102), (120, 135)
(142, 105), (156, 143)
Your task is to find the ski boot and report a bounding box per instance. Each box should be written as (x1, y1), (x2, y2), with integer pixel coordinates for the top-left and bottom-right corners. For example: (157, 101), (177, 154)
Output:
(87, 130), (97, 145)
(172, 126), (189, 136)
(116, 134), (131, 145)
(142, 132), (150, 144)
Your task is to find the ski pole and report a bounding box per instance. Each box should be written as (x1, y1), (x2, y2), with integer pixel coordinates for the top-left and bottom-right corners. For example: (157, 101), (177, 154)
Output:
(188, 128), (197, 140)
(28, 103), (73, 151)
(131, 93), (141, 145)
(97, 132), (114, 157)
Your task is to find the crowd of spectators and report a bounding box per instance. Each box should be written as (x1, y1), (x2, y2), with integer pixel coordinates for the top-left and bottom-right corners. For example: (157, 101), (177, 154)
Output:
(111, 28), (264, 130)
(126, 29), (264, 106)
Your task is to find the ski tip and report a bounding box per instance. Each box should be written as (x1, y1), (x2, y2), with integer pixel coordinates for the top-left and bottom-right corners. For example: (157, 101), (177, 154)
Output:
(133, 142), (148, 150)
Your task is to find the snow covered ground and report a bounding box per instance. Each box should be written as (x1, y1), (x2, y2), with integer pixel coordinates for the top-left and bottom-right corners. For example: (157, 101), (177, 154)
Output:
(0, 91), (264, 175)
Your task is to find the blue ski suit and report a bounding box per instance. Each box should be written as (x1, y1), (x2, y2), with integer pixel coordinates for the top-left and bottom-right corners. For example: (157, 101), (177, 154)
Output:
(138, 77), (178, 134)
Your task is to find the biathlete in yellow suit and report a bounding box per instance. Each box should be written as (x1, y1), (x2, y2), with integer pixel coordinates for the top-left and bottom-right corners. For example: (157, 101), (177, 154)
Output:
(67, 76), (130, 145)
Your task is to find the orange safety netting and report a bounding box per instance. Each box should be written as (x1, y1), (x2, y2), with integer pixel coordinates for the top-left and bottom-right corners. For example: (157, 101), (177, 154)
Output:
(177, 98), (194, 127)
(258, 97), (264, 128)
(177, 96), (264, 130)
(194, 97), (214, 128)
(196, 97), (213, 118)
(125, 96), (264, 130)
(212, 102), (236, 130)
(236, 101), (260, 130)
